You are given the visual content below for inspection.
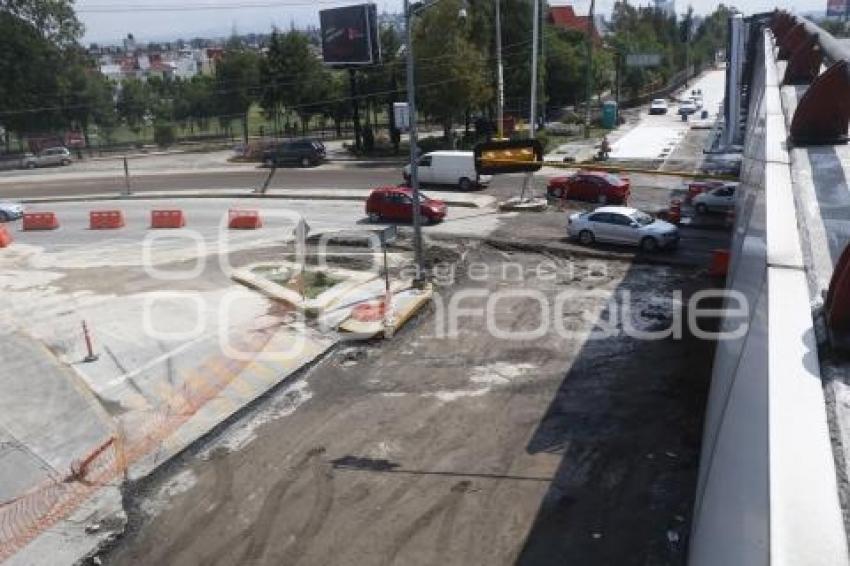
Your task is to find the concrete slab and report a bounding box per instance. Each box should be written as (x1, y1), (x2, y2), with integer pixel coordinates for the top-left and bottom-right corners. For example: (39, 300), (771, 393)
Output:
(0, 332), (111, 492)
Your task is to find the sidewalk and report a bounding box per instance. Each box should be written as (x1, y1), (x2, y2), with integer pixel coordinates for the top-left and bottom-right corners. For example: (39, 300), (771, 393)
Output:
(0, 332), (111, 498)
(0, 128), (460, 184)
(0, 331), (123, 563)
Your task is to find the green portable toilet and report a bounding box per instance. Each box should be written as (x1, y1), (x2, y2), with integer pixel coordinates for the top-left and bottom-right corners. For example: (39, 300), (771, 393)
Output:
(601, 101), (618, 129)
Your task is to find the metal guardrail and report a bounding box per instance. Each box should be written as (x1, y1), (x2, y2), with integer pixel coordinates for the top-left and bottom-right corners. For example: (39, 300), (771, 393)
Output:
(789, 17), (850, 67)
(769, 10), (850, 145)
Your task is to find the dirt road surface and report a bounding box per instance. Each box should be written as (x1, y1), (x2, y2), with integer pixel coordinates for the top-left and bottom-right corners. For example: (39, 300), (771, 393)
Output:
(102, 243), (715, 566)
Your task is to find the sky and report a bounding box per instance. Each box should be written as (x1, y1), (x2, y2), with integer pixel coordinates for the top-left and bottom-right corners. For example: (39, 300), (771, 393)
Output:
(76, 0), (830, 44)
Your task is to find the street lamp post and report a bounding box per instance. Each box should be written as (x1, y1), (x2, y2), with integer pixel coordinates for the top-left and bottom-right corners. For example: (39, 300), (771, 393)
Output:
(583, 0), (596, 138)
(404, 0), (426, 284)
(495, 0), (505, 139)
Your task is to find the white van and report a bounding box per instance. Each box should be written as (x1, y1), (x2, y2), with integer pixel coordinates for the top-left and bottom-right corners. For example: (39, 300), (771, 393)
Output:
(403, 151), (491, 191)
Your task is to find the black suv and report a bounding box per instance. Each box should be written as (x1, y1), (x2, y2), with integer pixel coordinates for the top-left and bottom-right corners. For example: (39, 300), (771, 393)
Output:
(262, 139), (326, 168)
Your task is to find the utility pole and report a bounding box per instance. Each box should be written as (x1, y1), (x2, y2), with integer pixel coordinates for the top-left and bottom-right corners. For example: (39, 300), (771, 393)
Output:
(123, 156), (131, 195)
(349, 69), (362, 152)
(684, 6), (692, 89)
(495, 0), (505, 138)
(583, 0), (596, 138)
(529, 0), (539, 138)
(404, 0), (425, 282)
(520, 0), (540, 201)
(615, 51), (621, 125)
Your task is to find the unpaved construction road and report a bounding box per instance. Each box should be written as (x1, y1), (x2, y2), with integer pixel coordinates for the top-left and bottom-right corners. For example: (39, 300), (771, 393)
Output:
(102, 242), (716, 566)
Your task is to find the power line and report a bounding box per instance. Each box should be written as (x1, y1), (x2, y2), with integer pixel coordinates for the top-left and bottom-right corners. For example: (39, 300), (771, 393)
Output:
(76, 1), (354, 13)
(0, 62), (510, 119)
(0, 37), (537, 114)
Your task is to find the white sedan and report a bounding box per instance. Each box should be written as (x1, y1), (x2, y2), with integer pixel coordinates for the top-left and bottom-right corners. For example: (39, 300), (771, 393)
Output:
(693, 185), (736, 213)
(568, 206), (679, 252)
(678, 101), (698, 116)
(649, 99), (669, 115)
(0, 201), (23, 222)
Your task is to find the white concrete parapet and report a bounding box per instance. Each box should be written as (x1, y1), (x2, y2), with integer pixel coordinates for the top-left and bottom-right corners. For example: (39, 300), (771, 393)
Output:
(688, 30), (850, 566)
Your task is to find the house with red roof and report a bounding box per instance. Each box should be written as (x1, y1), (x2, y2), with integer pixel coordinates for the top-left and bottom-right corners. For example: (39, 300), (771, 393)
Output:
(548, 5), (602, 41)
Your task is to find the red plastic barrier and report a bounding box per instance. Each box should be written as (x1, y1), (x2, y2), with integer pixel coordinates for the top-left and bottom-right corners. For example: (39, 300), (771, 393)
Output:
(151, 210), (186, 229)
(0, 225), (12, 248)
(22, 212), (59, 231)
(228, 209), (262, 230)
(89, 210), (125, 230)
(708, 249), (730, 278)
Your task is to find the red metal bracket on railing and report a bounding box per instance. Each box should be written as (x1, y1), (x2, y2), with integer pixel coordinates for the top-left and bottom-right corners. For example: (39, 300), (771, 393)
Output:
(771, 11), (794, 40)
(790, 61), (850, 145)
(826, 245), (850, 344)
(778, 23), (808, 60)
(783, 34), (823, 85)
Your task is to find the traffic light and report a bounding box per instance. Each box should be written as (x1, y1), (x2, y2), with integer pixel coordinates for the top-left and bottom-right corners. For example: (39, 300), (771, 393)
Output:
(474, 139), (544, 175)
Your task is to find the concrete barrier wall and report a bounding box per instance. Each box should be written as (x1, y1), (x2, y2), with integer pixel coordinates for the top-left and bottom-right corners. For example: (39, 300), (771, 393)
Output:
(688, 30), (849, 566)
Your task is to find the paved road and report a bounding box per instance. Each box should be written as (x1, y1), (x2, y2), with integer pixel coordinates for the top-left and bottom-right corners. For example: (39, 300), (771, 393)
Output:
(610, 67), (726, 161)
(0, 166), (406, 200)
(6, 198), (503, 255)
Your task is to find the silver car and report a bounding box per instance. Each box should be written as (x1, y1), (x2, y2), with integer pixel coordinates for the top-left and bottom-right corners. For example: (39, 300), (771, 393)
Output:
(568, 206), (679, 252)
(23, 147), (73, 169)
(0, 201), (24, 222)
(693, 185), (736, 213)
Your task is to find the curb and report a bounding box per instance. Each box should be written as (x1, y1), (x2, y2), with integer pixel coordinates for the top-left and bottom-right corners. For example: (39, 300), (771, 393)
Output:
(18, 191), (483, 209)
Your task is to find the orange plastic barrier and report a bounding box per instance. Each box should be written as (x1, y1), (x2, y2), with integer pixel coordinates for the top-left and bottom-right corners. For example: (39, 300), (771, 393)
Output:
(0, 225), (12, 248)
(709, 249), (730, 277)
(22, 212), (59, 231)
(228, 209), (263, 230)
(668, 200), (682, 225)
(150, 210), (186, 229)
(89, 210), (125, 230)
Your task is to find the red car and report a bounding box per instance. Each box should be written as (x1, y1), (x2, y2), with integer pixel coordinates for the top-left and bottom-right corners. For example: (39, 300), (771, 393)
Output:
(547, 171), (630, 204)
(366, 186), (447, 224)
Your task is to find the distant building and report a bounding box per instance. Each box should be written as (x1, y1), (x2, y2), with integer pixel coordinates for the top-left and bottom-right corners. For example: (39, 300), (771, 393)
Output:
(654, 0), (676, 18)
(378, 11), (405, 33)
(123, 33), (137, 53)
(548, 5), (602, 40)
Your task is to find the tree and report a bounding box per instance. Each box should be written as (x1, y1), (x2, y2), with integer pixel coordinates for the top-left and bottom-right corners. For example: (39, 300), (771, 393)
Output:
(214, 39), (260, 144)
(359, 26), (403, 134)
(318, 71), (352, 138)
(414, 0), (492, 139)
(0, 9), (66, 148)
(260, 29), (326, 136)
(153, 122), (176, 147)
(0, 0), (83, 47)
(58, 52), (117, 149)
(116, 79), (151, 133)
(174, 75), (216, 134)
(545, 29), (585, 109)
(499, 0), (543, 120)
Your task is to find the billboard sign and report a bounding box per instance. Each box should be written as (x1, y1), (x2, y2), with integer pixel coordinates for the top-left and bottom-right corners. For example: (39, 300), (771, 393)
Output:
(393, 102), (410, 130)
(474, 139), (544, 175)
(626, 53), (663, 68)
(320, 4), (381, 67)
(827, 0), (847, 18)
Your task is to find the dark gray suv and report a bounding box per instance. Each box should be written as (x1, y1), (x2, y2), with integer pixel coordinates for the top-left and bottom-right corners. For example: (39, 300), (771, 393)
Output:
(262, 139), (325, 168)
